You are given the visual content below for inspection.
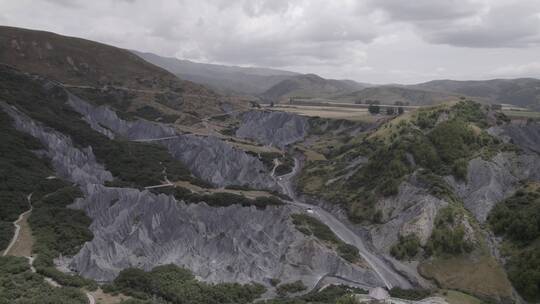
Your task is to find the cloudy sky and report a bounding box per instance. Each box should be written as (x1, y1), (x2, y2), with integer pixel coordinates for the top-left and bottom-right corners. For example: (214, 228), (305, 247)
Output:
(1, 0), (540, 83)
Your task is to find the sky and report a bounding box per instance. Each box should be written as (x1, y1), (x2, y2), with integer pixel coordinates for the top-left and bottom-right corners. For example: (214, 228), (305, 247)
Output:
(1, 0), (540, 84)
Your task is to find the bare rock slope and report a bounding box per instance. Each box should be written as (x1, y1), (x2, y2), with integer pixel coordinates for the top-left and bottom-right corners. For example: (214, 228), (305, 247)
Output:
(236, 110), (309, 148)
(69, 95), (277, 190)
(2, 93), (384, 292)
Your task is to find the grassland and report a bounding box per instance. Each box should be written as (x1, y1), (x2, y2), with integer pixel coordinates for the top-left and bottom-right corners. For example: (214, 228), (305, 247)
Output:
(418, 255), (513, 302)
(502, 109), (540, 119)
(270, 104), (379, 122)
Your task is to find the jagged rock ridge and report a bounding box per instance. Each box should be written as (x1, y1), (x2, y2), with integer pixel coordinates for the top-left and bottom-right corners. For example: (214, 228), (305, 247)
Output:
(68, 94), (277, 190)
(1, 96), (384, 292)
(236, 110), (309, 148)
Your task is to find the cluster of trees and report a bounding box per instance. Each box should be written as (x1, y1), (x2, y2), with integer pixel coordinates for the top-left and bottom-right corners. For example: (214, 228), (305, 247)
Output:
(489, 189), (540, 243)
(0, 110), (54, 250)
(29, 184), (97, 289)
(390, 234), (421, 260)
(368, 105), (405, 115)
(0, 256), (87, 304)
(389, 287), (432, 301)
(291, 214), (360, 263)
(262, 285), (367, 304)
(349, 101), (496, 222)
(105, 264), (266, 304)
(276, 280), (307, 296)
(391, 207), (474, 260)
(488, 187), (540, 301)
(154, 186), (284, 209)
(425, 208), (473, 257)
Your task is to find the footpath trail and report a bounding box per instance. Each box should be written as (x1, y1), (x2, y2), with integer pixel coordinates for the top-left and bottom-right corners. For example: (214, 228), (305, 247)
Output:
(2, 194), (96, 304)
(272, 158), (412, 290)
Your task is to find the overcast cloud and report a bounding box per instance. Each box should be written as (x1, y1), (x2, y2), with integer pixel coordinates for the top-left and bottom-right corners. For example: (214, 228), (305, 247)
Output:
(1, 0), (540, 83)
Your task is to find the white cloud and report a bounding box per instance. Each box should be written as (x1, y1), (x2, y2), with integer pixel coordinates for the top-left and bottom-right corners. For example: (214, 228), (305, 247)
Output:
(1, 0), (540, 83)
(492, 62), (540, 78)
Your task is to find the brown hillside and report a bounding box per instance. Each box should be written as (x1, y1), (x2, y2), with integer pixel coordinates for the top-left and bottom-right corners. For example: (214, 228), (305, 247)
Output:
(0, 26), (230, 119)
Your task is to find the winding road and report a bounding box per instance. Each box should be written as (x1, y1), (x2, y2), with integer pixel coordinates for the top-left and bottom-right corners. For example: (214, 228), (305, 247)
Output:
(273, 157), (412, 290)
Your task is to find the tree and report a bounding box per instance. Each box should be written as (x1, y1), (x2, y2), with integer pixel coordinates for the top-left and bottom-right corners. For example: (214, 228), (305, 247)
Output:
(386, 107), (395, 115)
(398, 107), (405, 115)
(368, 105), (380, 114)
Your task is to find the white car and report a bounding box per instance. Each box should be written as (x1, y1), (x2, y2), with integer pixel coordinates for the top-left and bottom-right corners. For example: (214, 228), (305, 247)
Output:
(306, 208), (314, 214)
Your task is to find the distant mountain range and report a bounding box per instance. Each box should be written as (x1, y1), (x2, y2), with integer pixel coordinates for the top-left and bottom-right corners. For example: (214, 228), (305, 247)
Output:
(133, 51), (298, 96)
(134, 51), (540, 110)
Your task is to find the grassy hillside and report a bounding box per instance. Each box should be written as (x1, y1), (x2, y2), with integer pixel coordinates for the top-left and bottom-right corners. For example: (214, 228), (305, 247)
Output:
(297, 101), (509, 222)
(415, 78), (540, 110)
(488, 183), (540, 302)
(261, 73), (368, 102)
(134, 51), (297, 95)
(334, 86), (458, 105)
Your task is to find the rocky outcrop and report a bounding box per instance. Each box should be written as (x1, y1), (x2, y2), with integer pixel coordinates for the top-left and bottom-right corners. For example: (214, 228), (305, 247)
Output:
(68, 184), (383, 289)
(68, 94), (176, 140)
(164, 135), (276, 189)
(0, 102), (112, 186)
(447, 152), (540, 223)
(236, 110), (309, 148)
(68, 94), (277, 190)
(3, 101), (381, 291)
(488, 122), (540, 154)
(371, 175), (448, 252)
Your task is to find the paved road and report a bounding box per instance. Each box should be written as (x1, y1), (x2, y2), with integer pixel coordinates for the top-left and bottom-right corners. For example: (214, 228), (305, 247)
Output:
(273, 158), (412, 290)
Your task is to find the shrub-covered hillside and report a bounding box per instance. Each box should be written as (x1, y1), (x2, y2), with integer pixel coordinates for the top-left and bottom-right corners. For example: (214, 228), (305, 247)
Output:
(297, 100), (510, 223)
(488, 184), (540, 302)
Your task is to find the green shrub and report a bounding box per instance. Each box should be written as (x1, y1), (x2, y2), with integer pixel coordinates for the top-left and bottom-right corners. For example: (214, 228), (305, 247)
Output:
(337, 243), (360, 263)
(155, 187), (284, 209)
(276, 280), (307, 296)
(488, 186), (540, 301)
(291, 214), (339, 244)
(390, 234), (421, 260)
(425, 208), (473, 257)
(506, 247), (540, 302)
(112, 264), (266, 304)
(0, 256), (87, 304)
(389, 287), (431, 300)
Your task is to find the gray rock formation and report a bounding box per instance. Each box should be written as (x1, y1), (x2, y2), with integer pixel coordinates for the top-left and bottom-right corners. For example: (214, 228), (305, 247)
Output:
(371, 175), (448, 252)
(163, 135), (277, 189)
(236, 110), (309, 148)
(68, 94), (277, 190)
(68, 94), (177, 140)
(488, 122), (540, 154)
(0, 102), (112, 186)
(3, 101), (381, 292)
(69, 184), (383, 289)
(439, 122), (540, 222)
(447, 152), (540, 222)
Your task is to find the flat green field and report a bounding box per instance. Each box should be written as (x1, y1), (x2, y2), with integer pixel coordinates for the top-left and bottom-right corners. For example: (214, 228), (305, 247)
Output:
(502, 110), (540, 119)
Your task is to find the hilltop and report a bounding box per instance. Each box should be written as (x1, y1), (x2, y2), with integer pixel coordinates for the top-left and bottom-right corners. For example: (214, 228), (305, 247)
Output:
(0, 26), (233, 121)
(134, 50), (297, 96)
(261, 73), (369, 102)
